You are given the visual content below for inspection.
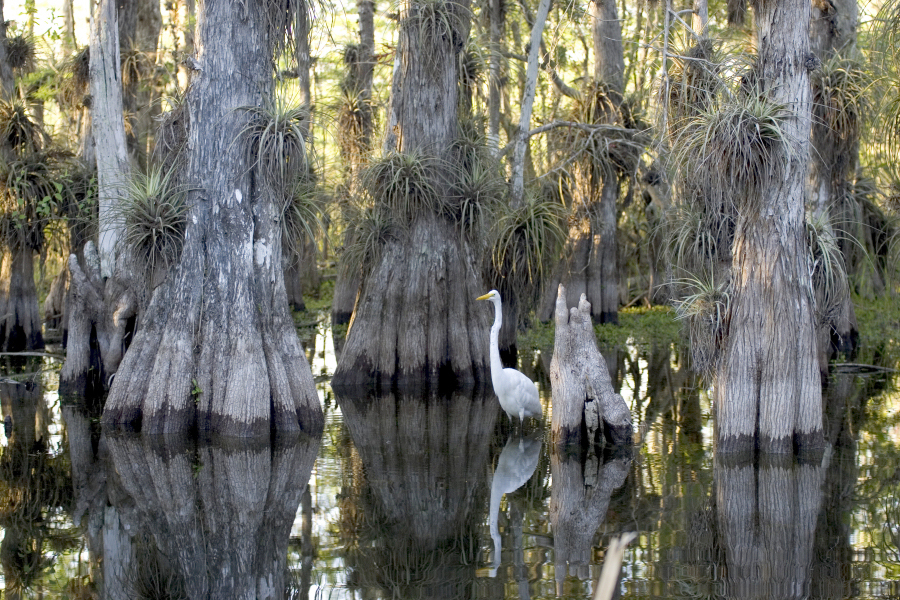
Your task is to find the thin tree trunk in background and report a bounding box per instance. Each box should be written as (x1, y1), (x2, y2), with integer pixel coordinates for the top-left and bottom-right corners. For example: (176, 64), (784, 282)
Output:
(727, 0), (745, 26)
(591, 0), (624, 324)
(716, 0), (823, 454)
(90, 0), (129, 278)
(809, 0), (860, 371)
(62, 0), (77, 51)
(285, 0), (316, 310)
(487, 0), (502, 154)
(331, 0), (375, 326)
(295, 0), (312, 119)
(509, 0), (551, 208)
(692, 0), (708, 37)
(0, 247), (44, 351)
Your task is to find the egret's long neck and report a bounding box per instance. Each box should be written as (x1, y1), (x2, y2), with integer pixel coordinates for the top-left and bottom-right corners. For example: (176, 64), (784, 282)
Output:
(489, 299), (503, 379)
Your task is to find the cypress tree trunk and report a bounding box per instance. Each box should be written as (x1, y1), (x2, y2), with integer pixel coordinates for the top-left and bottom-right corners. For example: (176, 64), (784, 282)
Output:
(809, 0), (860, 369)
(102, 0), (323, 435)
(549, 285), (632, 447)
(60, 0), (136, 398)
(332, 0), (490, 389)
(542, 0), (624, 324)
(716, 0), (823, 454)
(331, 0), (375, 326)
(0, 245), (43, 351)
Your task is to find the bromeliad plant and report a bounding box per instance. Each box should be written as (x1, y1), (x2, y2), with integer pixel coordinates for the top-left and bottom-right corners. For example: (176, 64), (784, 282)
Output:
(118, 164), (190, 277)
(239, 91), (309, 191)
(488, 188), (567, 308)
(672, 273), (731, 381)
(0, 101), (60, 252)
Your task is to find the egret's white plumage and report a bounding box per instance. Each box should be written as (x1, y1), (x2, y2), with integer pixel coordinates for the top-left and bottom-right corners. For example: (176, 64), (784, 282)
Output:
(477, 290), (543, 424)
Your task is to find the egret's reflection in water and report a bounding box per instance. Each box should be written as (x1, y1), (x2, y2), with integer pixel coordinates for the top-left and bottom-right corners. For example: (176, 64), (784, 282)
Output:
(489, 432), (542, 577)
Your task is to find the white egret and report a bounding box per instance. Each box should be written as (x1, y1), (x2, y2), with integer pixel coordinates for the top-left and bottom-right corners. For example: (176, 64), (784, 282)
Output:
(476, 290), (543, 425)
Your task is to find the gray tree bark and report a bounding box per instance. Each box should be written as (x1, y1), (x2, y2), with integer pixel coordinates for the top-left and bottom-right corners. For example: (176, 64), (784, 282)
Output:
(549, 284), (632, 446)
(809, 0), (860, 371)
(0, 247), (44, 351)
(61, 0), (136, 398)
(333, 0), (490, 389)
(102, 0), (323, 435)
(90, 0), (129, 277)
(60, 244), (135, 399)
(715, 0), (823, 454)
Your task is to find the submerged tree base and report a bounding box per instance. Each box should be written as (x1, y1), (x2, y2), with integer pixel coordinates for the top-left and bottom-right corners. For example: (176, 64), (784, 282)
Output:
(550, 285), (632, 448)
(332, 214), (490, 390)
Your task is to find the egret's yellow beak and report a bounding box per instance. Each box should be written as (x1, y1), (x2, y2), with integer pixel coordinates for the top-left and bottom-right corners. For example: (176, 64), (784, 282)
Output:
(476, 292), (492, 301)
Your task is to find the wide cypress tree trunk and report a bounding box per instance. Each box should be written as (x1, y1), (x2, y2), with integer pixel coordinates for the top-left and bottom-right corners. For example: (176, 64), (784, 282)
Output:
(102, 0), (322, 435)
(0, 245), (43, 351)
(716, 0), (823, 454)
(332, 0), (490, 389)
(334, 213), (490, 387)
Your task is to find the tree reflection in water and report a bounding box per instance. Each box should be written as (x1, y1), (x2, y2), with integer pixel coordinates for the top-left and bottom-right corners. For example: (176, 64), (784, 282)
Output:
(715, 454), (825, 600)
(105, 433), (320, 599)
(1, 336), (898, 598)
(335, 387), (497, 599)
(0, 377), (75, 600)
(58, 399), (322, 600)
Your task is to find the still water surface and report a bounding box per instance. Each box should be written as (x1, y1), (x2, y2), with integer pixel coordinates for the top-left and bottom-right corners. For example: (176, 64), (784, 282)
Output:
(0, 321), (898, 599)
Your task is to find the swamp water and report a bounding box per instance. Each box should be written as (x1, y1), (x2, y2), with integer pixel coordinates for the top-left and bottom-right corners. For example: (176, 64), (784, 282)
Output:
(0, 320), (898, 599)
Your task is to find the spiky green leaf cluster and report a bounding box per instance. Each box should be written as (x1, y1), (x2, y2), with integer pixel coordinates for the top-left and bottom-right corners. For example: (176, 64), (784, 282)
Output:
(0, 153), (62, 249)
(671, 86), (792, 211)
(672, 274), (730, 380)
(490, 191), (567, 295)
(239, 93), (309, 191)
(281, 171), (328, 263)
(360, 150), (442, 226)
(812, 52), (869, 157)
(805, 210), (850, 322)
(118, 165), (190, 274)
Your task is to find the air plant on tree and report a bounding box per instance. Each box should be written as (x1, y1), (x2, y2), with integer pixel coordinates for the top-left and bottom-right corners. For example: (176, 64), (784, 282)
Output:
(116, 164), (190, 285)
